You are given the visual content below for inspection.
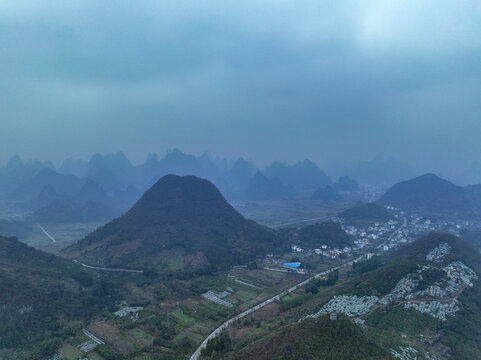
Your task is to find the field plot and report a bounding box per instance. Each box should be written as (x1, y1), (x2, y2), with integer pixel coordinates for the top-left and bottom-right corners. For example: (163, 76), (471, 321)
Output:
(232, 199), (354, 227)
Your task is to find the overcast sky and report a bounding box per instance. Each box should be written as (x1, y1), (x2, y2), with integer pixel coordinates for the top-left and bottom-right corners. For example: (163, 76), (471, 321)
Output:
(1, 0), (481, 174)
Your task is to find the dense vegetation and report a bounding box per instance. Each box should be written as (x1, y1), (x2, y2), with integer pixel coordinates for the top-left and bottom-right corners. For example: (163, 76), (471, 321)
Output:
(200, 332), (232, 358)
(0, 236), (116, 359)
(236, 315), (391, 360)
(377, 173), (481, 216)
(62, 175), (287, 272)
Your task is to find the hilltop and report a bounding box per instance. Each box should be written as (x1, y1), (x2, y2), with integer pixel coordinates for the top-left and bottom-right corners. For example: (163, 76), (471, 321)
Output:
(61, 175), (284, 272)
(377, 173), (481, 216)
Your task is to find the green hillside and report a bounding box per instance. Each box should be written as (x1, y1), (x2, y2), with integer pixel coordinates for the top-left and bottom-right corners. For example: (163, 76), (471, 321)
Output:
(61, 175), (285, 272)
(235, 315), (391, 360)
(377, 174), (481, 216)
(0, 236), (111, 359)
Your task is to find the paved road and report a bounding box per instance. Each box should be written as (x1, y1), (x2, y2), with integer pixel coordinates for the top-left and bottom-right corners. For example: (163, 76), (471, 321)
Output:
(377, 217), (407, 249)
(38, 224), (57, 243)
(72, 259), (144, 273)
(189, 257), (362, 360)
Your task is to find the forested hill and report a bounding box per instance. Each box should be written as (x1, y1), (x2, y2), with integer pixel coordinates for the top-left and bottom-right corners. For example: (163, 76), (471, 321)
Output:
(61, 175), (285, 272)
(236, 315), (391, 360)
(377, 173), (481, 216)
(0, 236), (106, 359)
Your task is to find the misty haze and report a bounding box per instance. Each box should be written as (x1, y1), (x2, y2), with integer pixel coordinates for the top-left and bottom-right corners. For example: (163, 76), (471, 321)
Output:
(1, 1), (481, 360)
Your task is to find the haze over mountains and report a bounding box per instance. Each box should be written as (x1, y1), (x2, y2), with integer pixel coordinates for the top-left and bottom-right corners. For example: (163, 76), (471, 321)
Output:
(378, 174), (481, 217)
(2, 160), (481, 359)
(3, 149), (481, 228)
(0, 150), (359, 224)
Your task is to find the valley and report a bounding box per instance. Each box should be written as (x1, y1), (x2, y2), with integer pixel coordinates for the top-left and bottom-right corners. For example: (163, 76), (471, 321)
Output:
(3, 3), (481, 359)
(1, 172), (481, 360)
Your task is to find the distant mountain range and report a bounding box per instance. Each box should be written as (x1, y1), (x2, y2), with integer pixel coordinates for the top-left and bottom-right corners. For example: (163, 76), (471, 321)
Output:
(244, 172), (296, 201)
(0, 151), (344, 213)
(377, 173), (481, 216)
(264, 160), (331, 191)
(8, 168), (81, 202)
(61, 175), (285, 272)
(333, 176), (360, 192)
(28, 200), (117, 224)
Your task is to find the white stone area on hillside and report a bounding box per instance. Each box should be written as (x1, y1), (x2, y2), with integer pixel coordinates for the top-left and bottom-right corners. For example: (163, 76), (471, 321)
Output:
(303, 295), (379, 319)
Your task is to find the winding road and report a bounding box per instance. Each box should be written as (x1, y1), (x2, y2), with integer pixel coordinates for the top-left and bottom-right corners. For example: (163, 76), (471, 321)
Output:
(72, 259), (144, 273)
(189, 257), (362, 360)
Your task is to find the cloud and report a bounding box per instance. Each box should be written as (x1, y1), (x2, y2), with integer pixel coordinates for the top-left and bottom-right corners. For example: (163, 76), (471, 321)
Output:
(0, 0), (480, 172)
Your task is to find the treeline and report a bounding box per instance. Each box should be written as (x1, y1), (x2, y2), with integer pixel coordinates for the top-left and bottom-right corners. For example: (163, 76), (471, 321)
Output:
(305, 271), (339, 294)
(200, 332), (231, 358)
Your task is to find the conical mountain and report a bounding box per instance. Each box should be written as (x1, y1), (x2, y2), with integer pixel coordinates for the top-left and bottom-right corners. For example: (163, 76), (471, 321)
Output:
(377, 173), (481, 214)
(61, 175), (283, 271)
